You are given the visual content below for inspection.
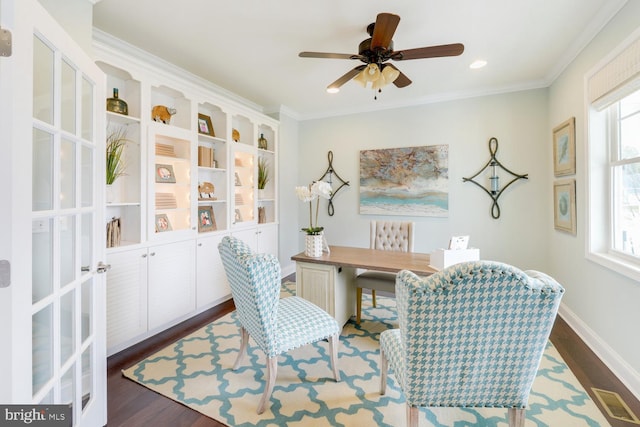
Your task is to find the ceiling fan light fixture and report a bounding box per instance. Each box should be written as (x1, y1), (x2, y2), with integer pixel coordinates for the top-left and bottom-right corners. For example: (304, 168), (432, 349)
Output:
(363, 63), (380, 82)
(381, 64), (400, 83)
(372, 76), (386, 91)
(353, 70), (368, 87)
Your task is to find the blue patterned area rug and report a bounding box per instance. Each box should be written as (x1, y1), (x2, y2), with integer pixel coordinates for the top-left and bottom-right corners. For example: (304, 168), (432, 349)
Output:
(122, 283), (610, 426)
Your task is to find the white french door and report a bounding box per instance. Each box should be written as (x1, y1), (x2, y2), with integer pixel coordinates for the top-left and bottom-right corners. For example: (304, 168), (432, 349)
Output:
(0, 0), (107, 425)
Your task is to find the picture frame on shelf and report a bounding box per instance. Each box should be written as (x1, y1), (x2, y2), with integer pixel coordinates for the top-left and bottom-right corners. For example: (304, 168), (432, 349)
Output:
(198, 113), (215, 137)
(155, 214), (172, 233)
(553, 117), (576, 176)
(553, 179), (576, 235)
(155, 164), (176, 183)
(234, 208), (243, 222)
(198, 206), (217, 232)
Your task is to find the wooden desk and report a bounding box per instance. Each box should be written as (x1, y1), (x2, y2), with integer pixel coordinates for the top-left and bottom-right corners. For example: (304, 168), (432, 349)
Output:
(291, 246), (436, 325)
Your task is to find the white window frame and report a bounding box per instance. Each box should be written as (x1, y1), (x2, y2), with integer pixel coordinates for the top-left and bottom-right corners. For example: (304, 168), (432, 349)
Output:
(585, 28), (640, 282)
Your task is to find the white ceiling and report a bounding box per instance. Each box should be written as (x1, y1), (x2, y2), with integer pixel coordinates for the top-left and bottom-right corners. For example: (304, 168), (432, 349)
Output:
(92, 0), (627, 120)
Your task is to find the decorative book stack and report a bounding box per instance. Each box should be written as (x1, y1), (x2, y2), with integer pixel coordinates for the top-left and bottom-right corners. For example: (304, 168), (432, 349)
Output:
(198, 146), (214, 168)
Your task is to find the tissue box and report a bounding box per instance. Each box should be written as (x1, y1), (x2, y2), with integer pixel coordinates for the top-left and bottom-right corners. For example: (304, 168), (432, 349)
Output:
(430, 248), (480, 270)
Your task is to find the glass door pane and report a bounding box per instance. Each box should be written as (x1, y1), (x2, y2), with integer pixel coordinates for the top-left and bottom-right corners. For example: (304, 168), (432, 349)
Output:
(61, 60), (76, 134)
(60, 138), (77, 209)
(33, 36), (54, 124)
(32, 128), (53, 211)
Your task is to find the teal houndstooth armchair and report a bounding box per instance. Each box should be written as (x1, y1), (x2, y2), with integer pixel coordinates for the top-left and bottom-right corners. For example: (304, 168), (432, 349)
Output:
(218, 236), (341, 414)
(379, 261), (564, 427)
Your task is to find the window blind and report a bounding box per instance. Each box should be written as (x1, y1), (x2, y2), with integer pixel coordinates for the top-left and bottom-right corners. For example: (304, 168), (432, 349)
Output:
(588, 34), (640, 111)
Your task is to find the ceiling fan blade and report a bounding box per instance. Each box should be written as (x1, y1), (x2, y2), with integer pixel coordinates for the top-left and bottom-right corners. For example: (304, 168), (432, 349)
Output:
(392, 43), (465, 61)
(327, 65), (366, 91)
(299, 51), (361, 60)
(370, 13), (400, 50)
(386, 64), (412, 88)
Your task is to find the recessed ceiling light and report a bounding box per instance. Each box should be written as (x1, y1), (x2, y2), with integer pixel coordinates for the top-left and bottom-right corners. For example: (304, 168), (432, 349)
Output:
(470, 60), (487, 69)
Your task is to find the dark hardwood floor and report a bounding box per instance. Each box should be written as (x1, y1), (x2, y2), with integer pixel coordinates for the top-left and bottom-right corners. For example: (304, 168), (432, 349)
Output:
(106, 280), (640, 426)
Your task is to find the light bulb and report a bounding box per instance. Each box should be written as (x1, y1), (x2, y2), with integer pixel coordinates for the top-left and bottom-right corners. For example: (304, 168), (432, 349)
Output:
(363, 64), (380, 82)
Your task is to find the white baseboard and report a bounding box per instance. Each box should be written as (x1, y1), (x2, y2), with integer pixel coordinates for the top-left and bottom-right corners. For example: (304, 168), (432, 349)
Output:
(281, 263), (296, 279)
(558, 302), (640, 401)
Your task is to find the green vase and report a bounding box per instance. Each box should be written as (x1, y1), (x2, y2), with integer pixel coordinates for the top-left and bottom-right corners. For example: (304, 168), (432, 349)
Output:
(258, 133), (268, 150)
(106, 88), (128, 115)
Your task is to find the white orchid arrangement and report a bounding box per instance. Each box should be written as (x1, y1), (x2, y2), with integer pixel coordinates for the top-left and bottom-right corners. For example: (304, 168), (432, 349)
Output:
(295, 181), (332, 235)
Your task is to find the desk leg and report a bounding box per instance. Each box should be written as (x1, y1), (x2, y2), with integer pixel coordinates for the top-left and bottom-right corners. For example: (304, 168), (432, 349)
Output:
(295, 262), (356, 326)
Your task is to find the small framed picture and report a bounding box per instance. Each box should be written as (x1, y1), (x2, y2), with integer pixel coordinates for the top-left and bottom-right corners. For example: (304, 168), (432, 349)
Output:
(553, 117), (576, 177)
(197, 113), (215, 137)
(155, 164), (176, 183)
(554, 179), (576, 235)
(198, 206), (217, 232)
(234, 208), (243, 223)
(155, 214), (172, 233)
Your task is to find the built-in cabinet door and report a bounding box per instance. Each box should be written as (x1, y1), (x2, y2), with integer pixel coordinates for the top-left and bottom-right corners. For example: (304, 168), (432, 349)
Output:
(0, 0), (107, 424)
(147, 240), (196, 330)
(231, 228), (259, 253)
(105, 248), (148, 355)
(232, 225), (278, 256)
(196, 233), (230, 308)
(257, 224), (278, 256)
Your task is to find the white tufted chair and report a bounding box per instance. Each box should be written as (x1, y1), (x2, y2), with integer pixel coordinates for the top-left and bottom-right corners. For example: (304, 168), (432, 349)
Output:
(355, 221), (414, 324)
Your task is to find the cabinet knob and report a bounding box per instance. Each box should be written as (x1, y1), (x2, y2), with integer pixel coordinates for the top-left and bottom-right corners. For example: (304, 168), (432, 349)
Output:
(141, 254), (147, 258)
(198, 243), (202, 247)
(150, 252), (156, 256)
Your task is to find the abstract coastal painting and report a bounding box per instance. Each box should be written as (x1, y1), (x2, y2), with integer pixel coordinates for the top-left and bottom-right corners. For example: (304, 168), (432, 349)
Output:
(359, 145), (448, 217)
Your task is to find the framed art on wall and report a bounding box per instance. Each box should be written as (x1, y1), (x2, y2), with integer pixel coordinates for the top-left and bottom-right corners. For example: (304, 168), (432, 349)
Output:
(553, 117), (576, 176)
(359, 145), (449, 217)
(554, 179), (576, 235)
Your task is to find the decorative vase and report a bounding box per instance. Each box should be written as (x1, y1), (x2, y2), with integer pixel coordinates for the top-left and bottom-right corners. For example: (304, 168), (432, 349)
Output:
(258, 133), (268, 150)
(106, 88), (128, 115)
(305, 233), (324, 257)
(106, 184), (115, 204)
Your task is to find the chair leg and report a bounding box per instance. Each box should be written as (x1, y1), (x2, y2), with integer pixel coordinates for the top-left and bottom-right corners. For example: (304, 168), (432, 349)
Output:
(508, 408), (525, 427)
(372, 289), (377, 307)
(380, 347), (388, 395)
(356, 287), (363, 324)
(328, 333), (340, 381)
(257, 356), (278, 414)
(233, 327), (249, 370)
(406, 404), (419, 427)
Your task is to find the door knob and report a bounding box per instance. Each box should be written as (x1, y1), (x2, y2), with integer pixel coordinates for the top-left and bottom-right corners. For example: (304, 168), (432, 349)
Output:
(96, 262), (111, 274)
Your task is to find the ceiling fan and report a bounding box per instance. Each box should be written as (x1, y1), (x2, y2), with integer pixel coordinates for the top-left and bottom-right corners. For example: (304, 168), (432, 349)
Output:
(299, 13), (464, 95)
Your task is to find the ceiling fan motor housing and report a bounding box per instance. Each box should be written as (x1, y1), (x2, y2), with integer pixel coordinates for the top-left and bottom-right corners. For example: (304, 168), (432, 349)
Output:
(358, 37), (394, 64)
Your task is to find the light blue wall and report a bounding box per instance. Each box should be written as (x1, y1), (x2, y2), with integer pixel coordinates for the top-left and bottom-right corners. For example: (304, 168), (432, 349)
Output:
(547, 0), (640, 395)
(283, 90), (549, 273)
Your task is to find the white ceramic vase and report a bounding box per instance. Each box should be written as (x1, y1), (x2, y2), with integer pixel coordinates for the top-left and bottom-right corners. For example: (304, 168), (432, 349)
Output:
(305, 233), (324, 257)
(106, 184), (115, 204)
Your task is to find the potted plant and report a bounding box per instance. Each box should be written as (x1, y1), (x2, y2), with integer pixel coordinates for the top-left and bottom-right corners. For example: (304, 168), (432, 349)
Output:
(295, 181), (332, 257)
(106, 126), (129, 202)
(258, 157), (270, 198)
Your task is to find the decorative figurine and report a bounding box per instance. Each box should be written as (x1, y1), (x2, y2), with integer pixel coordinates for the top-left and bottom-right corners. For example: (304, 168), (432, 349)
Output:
(151, 105), (176, 124)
